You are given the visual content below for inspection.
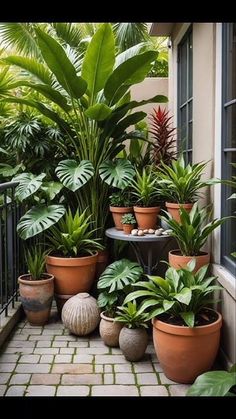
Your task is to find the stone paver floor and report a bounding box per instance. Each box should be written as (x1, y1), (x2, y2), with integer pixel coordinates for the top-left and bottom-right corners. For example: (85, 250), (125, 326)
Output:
(0, 309), (190, 397)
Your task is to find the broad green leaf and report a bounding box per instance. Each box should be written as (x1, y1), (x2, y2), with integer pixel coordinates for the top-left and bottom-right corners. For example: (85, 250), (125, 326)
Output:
(180, 311), (194, 327)
(82, 23), (115, 98)
(187, 370), (236, 396)
(35, 28), (87, 99)
(0, 163), (23, 177)
(0, 147), (7, 154)
(56, 160), (94, 192)
(163, 300), (175, 311)
(13, 173), (46, 201)
(85, 103), (112, 121)
(104, 50), (158, 105)
(97, 259), (143, 292)
(17, 205), (66, 239)
(175, 287), (192, 305)
(111, 111), (146, 139)
(2, 56), (52, 85)
(149, 276), (170, 292)
(99, 159), (135, 189)
(40, 181), (63, 200)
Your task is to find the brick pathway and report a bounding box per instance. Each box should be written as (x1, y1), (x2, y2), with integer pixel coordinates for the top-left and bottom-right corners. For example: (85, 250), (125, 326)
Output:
(0, 310), (189, 397)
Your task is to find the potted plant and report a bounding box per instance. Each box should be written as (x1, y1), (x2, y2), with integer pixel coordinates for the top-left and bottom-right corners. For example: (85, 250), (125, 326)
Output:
(109, 189), (133, 230)
(115, 301), (149, 361)
(121, 213), (136, 234)
(97, 258), (143, 347)
(124, 260), (223, 383)
(132, 167), (161, 229)
(161, 202), (231, 272)
(157, 156), (219, 222)
(18, 246), (54, 325)
(45, 208), (103, 314)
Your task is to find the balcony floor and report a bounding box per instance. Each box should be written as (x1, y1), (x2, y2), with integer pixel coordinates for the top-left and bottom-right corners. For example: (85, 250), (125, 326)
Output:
(0, 309), (190, 397)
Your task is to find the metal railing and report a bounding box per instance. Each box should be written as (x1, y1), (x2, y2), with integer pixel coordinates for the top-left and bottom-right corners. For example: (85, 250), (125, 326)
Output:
(0, 181), (23, 317)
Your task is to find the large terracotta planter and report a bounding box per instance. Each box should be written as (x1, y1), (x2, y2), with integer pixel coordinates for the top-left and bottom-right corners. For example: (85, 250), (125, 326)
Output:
(18, 273), (54, 326)
(99, 311), (123, 347)
(166, 202), (194, 223)
(46, 252), (98, 296)
(110, 206), (133, 230)
(95, 250), (109, 281)
(152, 310), (222, 383)
(169, 250), (210, 272)
(119, 327), (148, 361)
(133, 206), (160, 229)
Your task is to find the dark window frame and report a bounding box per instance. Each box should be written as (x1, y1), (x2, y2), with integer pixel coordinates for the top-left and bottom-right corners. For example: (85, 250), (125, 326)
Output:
(221, 23), (236, 275)
(177, 26), (193, 164)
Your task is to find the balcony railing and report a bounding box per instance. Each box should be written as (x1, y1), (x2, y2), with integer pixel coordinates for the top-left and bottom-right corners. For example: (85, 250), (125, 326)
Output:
(0, 181), (23, 318)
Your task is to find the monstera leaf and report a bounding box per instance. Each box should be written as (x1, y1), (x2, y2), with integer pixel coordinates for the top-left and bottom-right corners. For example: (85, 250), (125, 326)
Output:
(55, 160), (94, 192)
(14, 173), (46, 201)
(17, 205), (66, 239)
(97, 259), (143, 292)
(99, 159), (135, 189)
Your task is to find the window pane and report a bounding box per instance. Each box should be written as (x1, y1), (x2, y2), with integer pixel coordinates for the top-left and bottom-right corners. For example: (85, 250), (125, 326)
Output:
(188, 121), (192, 148)
(222, 152), (236, 260)
(224, 104), (236, 148)
(180, 43), (187, 104)
(188, 32), (193, 98)
(179, 106), (187, 150)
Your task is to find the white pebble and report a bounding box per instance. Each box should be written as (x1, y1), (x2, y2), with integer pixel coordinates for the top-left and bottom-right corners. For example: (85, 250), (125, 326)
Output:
(131, 229), (138, 236)
(155, 230), (162, 236)
(137, 230), (144, 236)
(148, 229), (155, 234)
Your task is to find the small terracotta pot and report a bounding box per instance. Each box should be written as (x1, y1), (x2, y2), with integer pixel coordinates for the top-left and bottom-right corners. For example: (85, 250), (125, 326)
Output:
(99, 311), (123, 347)
(165, 202), (194, 223)
(169, 250), (210, 272)
(119, 327), (148, 361)
(18, 273), (54, 326)
(152, 310), (222, 383)
(122, 224), (134, 235)
(46, 252), (98, 296)
(110, 206), (133, 230)
(133, 206), (160, 229)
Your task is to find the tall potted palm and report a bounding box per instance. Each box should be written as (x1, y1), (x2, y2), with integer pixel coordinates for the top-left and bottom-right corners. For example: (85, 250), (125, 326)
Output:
(2, 23), (167, 244)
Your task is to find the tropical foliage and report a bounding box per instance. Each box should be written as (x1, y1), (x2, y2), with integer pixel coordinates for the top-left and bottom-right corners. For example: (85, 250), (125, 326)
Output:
(157, 156), (219, 203)
(0, 23), (167, 241)
(160, 203), (231, 256)
(131, 167), (160, 207)
(24, 245), (48, 280)
(124, 260), (222, 327)
(115, 301), (149, 329)
(187, 364), (236, 396)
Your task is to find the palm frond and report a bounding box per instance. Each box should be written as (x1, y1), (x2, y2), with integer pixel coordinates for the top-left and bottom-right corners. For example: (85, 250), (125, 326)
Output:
(0, 23), (40, 57)
(112, 23), (149, 52)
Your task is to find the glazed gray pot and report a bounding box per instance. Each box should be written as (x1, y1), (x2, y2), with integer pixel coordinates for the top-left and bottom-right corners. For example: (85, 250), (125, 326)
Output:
(119, 327), (148, 361)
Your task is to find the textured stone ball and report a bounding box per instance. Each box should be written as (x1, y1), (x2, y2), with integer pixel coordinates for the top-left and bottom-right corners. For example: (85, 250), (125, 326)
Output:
(62, 292), (100, 335)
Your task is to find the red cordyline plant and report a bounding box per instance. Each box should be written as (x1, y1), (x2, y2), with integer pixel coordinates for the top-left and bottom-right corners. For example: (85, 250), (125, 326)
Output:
(149, 106), (177, 167)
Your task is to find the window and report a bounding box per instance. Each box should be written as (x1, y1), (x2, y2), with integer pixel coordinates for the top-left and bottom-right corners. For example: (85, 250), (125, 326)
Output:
(177, 27), (193, 164)
(221, 23), (236, 275)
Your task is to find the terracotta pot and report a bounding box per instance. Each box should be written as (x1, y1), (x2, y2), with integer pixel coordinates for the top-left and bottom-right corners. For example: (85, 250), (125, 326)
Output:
(110, 206), (133, 230)
(99, 311), (123, 347)
(95, 250), (109, 281)
(122, 224), (134, 235)
(18, 273), (54, 326)
(169, 250), (210, 272)
(133, 206), (160, 229)
(54, 293), (74, 317)
(119, 327), (148, 361)
(165, 202), (194, 223)
(152, 310), (222, 383)
(46, 252), (98, 296)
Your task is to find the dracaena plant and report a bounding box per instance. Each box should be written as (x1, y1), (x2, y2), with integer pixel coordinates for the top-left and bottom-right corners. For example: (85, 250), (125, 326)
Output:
(157, 155), (219, 203)
(47, 208), (103, 257)
(131, 167), (160, 207)
(1, 23), (167, 241)
(24, 245), (48, 280)
(124, 260), (223, 327)
(115, 301), (149, 329)
(160, 202), (231, 256)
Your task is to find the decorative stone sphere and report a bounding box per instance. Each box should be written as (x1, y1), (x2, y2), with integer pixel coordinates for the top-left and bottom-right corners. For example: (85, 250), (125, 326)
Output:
(62, 292), (100, 335)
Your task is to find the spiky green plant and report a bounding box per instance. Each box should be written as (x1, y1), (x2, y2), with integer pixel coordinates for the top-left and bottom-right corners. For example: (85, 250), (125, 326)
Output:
(115, 301), (149, 329)
(131, 167), (160, 207)
(25, 246), (48, 280)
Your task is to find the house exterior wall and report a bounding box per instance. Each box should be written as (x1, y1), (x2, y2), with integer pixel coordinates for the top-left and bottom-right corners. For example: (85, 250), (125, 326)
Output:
(168, 22), (236, 367)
